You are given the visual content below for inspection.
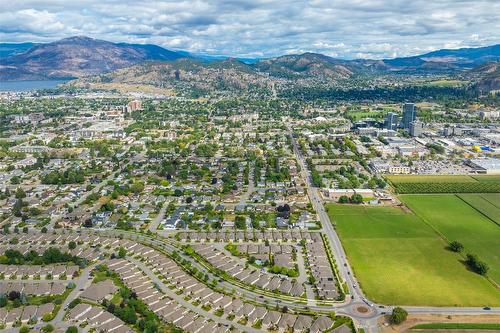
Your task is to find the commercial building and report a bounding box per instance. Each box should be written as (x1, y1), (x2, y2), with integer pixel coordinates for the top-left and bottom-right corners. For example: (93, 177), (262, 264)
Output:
(401, 103), (416, 129)
(410, 120), (424, 137)
(384, 112), (398, 130)
(466, 158), (500, 174)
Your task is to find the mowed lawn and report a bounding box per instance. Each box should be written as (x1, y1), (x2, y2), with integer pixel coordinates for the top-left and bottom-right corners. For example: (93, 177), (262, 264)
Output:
(327, 204), (500, 306)
(401, 194), (500, 284)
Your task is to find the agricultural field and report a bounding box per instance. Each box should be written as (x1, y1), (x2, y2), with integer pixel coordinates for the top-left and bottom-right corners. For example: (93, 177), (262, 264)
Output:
(327, 204), (500, 306)
(401, 194), (500, 284)
(458, 193), (500, 226)
(386, 175), (500, 193)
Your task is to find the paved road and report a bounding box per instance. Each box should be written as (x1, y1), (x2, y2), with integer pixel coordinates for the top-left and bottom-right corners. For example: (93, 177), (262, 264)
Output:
(128, 256), (263, 333)
(287, 127), (365, 300)
(53, 263), (97, 323)
(148, 200), (168, 232)
(239, 161), (255, 205)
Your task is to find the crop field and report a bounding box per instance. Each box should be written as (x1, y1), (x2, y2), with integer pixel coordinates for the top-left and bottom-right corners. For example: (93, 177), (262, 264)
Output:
(387, 175), (500, 193)
(386, 175), (478, 183)
(458, 193), (500, 226)
(327, 204), (500, 306)
(401, 194), (500, 284)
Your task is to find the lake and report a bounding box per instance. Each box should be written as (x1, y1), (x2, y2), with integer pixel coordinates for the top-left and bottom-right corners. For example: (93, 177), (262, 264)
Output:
(0, 80), (69, 92)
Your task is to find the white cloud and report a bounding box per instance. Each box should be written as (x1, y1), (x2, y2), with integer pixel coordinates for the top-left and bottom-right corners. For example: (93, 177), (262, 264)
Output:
(0, 0), (498, 59)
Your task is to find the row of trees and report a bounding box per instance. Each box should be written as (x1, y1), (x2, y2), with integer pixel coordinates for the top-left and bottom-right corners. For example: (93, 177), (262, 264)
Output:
(338, 194), (364, 204)
(0, 247), (84, 266)
(449, 241), (489, 275)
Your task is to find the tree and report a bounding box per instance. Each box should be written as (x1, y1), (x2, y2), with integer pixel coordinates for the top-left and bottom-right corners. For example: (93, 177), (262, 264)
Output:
(338, 195), (349, 204)
(15, 188), (26, 199)
(466, 253), (489, 275)
(65, 326), (78, 333)
(390, 307), (408, 324)
(42, 324), (55, 332)
(118, 247), (127, 259)
(20, 326), (30, 333)
(350, 193), (363, 204)
(449, 240), (464, 252)
(234, 216), (246, 229)
(68, 241), (77, 250)
(8, 290), (21, 301)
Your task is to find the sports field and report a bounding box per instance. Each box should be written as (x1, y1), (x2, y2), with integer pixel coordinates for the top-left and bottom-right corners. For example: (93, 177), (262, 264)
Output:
(327, 203), (500, 306)
(401, 194), (500, 284)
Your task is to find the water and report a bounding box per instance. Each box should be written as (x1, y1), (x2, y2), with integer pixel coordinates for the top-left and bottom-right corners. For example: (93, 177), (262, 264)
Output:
(0, 80), (69, 92)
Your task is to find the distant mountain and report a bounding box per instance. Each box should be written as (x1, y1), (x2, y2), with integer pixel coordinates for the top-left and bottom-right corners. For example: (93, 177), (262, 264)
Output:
(77, 57), (270, 93)
(0, 36), (186, 80)
(0, 42), (38, 59)
(254, 53), (356, 80)
(383, 44), (500, 72)
(1, 35), (499, 82)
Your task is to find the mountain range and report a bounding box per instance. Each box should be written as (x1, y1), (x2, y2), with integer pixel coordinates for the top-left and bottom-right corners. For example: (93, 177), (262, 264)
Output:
(0, 36), (499, 84)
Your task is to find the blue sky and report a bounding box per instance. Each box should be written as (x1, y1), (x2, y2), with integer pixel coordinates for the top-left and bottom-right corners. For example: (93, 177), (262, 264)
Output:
(1, 0), (499, 59)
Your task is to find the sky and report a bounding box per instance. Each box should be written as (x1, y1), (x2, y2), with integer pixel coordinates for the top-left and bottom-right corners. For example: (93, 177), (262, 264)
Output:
(1, 0), (499, 59)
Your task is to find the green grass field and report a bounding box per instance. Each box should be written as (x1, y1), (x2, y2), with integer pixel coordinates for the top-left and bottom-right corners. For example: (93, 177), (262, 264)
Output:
(401, 195), (500, 284)
(328, 204), (500, 306)
(458, 193), (500, 226)
(411, 323), (500, 330)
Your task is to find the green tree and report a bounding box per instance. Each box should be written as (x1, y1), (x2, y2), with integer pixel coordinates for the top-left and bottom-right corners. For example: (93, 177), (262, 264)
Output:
(118, 247), (127, 259)
(234, 216), (246, 229)
(15, 188), (26, 199)
(390, 307), (408, 324)
(449, 240), (464, 252)
(20, 326), (30, 333)
(65, 326), (78, 333)
(338, 195), (349, 204)
(350, 193), (363, 204)
(42, 324), (55, 332)
(68, 241), (77, 250)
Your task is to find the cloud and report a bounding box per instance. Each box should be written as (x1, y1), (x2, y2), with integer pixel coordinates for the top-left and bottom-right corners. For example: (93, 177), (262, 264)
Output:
(1, 0), (499, 59)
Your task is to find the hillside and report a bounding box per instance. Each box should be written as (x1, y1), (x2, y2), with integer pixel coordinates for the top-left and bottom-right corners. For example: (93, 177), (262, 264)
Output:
(74, 58), (273, 93)
(469, 61), (500, 92)
(383, 44), (500, 72)
(0, 36), (186, 80)
(0, 42), (38, 59)
(254, 53), (356, 80)
(71, 51), (367, 95)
